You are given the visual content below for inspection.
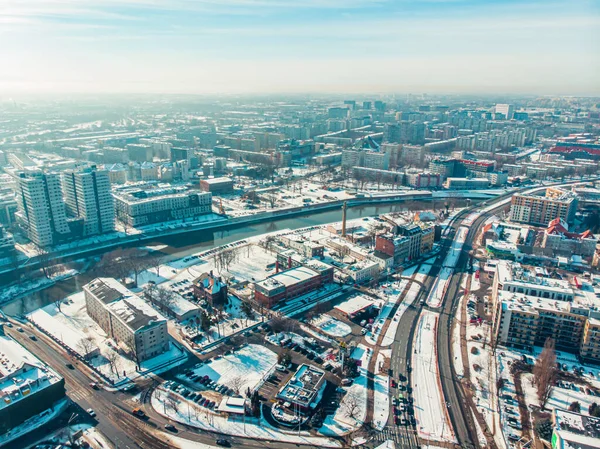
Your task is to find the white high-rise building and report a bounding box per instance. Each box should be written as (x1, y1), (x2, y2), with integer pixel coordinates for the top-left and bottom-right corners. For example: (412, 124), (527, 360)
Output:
(495, 104), (514, 120)
(62, 166), (115, 236)
(15, 172), (71, 247)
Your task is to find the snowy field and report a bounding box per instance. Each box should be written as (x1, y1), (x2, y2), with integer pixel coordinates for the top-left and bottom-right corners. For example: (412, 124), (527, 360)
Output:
(373, 372), (390, 431)
(366, 280), (409, 345)
(27, 291), (186, 383)
(185, 344), (278, 393)
(412, 311), (456, 443)
(425, 267), (453, 308)
(312, 314), (352, 337)
(381, 281), (422, 347)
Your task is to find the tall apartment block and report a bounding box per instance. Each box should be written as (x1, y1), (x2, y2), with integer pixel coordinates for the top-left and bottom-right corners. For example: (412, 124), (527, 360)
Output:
(509, 187), (578, 226)
(15, 172), (71, 247)
(62, 166), (115, 236)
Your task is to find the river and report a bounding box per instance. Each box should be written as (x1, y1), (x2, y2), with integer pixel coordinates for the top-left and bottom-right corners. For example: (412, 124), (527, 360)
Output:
(2, 198), (472, 316)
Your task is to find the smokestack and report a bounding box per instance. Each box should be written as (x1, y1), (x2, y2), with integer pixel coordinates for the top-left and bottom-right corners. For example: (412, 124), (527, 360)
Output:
(275, 261), (279, 273)
(288, 256), (292, 269)
(341, 201), (347, 237)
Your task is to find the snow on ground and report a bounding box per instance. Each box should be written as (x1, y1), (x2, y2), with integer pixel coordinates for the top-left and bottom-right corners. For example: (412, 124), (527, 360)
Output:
(320, 344), (372, 436)
(187, 244), (276, 284)
(312, 314), (352, 337)
(365, 279), (408, 345)
(171, 436), (221, 449)
(300, 324), (335, 344)
(374, 441), (395, 449)
(0, 398), (69, 446)
(152, 389), (341, 447)
(451, 279), (467, 379)
(184, 344), (278, 393)
(425, 267), (452, 308)
(521, 372), (598, 414)
(27, 291), (186, 383)
(0, 268), (77, 304)
(381, 281), (422, 347)
(412, 311), (456, 443)
(373, 371), (390, 431)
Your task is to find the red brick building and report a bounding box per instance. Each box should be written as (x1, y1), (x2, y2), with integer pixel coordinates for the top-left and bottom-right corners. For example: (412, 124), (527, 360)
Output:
(254, 265), (332, 308)
(193, 272), (228, 307)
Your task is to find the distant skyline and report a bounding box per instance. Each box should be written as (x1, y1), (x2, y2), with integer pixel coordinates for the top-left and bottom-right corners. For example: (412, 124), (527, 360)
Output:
(1, 0), (599, 95)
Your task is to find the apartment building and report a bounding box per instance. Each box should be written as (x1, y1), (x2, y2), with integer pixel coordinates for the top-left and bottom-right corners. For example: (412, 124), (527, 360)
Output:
(62, 166), (115, 237)
(15, 172), (71, 247)
(113, 184), (212, 227)
(84, 278), (169, 362)
(491, 261), (600, 363)
(541, 218), (597, 257)
(510, 187), (578, 226)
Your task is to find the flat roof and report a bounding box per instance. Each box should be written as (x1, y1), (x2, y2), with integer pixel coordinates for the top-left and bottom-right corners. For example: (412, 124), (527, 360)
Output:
(256, 266), (319, 291)
(0, 332), (63, 411)
(277, 364), (325, 407)
(554, 408), (600, 449)
(334, 294), (375, 315)
(201, 177), (232, 184)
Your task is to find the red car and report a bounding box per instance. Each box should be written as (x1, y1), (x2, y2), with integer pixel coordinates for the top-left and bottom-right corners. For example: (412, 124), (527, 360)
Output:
(391, 379), (397, 388)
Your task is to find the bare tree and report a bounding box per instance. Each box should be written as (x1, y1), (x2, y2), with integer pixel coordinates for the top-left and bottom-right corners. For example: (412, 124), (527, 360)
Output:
(240, 301), (254, 326)
(229, 376), (245, 395)
(533, 338), (557, 408)
(152, 287), (175, 316)
(165, 395), (179, 412)
(147, 252), (165, 278)
(343, 392), (362, 420)
(106, 350), (121, 378)
(77, 337), (96, 360)
(54, 298), (63, 312)
(98, 248), (150, 285)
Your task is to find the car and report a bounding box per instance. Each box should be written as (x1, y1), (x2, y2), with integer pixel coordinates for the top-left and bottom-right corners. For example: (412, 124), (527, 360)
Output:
(66, 363), (75, 370)
(216, 439), (231, 447)
(89, 382), (99, 390)
(391, 380), (397, 388)
(275, 364), (287, 372)
(164, 423), (177, 432)
(17, 327), (24, 333)
(341, 378), (353, 386)
(29, 335), (37, 341)
(394, 416), (401, 425)
(87, 408), (96, 417)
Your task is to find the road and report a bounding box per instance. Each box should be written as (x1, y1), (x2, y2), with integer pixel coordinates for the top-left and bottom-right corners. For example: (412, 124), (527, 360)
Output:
(6, 178), (596, 448)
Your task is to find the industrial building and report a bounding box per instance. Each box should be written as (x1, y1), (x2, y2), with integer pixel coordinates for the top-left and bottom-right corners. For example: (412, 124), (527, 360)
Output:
(200, 177), (234, 194)
(276, 364), (326, 415)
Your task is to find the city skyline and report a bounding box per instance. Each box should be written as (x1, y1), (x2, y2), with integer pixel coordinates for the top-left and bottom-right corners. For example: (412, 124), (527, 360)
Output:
(1, 0), (599, 95)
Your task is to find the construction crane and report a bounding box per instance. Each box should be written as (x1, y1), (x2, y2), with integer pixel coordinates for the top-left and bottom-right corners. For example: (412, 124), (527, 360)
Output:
(218, 198), (225, 215)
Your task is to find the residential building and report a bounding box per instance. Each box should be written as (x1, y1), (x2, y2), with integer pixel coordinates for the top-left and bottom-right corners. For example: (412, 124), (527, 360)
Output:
(279, 235), (324, 258)
(15, 172), (71, 247)
(491, 261), (600, 363)
(113, 185), (212, 227)
(0, 326), (66, 436)
(62, 166), (115, 237)
(399, 145), (424, 166)
(510, 187), (578, 226)
(486, 171), (509, 186)
(541, 218), (597, 257)
(494, 104), (515, 120)
(551, 408), (600, 449)
(0, 225), (15, 257)
(404, 170), (442, 189)
(84, 278), (169, 362)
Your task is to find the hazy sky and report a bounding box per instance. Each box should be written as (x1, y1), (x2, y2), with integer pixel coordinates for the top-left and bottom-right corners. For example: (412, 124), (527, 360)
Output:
(1, 0), (599, 95)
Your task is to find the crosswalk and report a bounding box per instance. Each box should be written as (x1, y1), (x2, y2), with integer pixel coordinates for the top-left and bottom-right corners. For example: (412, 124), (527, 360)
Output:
(69, 388), (91, 401)
(374, 426), (419, 448)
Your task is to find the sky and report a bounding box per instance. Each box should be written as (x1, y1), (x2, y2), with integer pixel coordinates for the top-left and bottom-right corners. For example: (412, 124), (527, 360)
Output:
(0, 0), (599, 96)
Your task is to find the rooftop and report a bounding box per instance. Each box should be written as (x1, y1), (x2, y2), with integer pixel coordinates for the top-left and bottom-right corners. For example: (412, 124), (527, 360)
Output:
(277, 364), (326, 407)
(554, 408), (600, 449)
(0, 330), (63, 411)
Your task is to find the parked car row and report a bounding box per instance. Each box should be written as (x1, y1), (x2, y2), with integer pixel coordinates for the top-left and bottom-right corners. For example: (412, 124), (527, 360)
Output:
(181, 368), (240, 397)
(164, 381), (217, 409)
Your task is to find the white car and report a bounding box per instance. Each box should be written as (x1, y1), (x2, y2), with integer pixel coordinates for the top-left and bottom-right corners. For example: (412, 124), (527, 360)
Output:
(87, 408), (96, 418)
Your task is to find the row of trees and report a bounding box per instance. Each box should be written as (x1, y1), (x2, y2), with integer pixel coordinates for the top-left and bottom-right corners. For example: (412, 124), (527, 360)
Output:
(96, 247), (165, 286)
